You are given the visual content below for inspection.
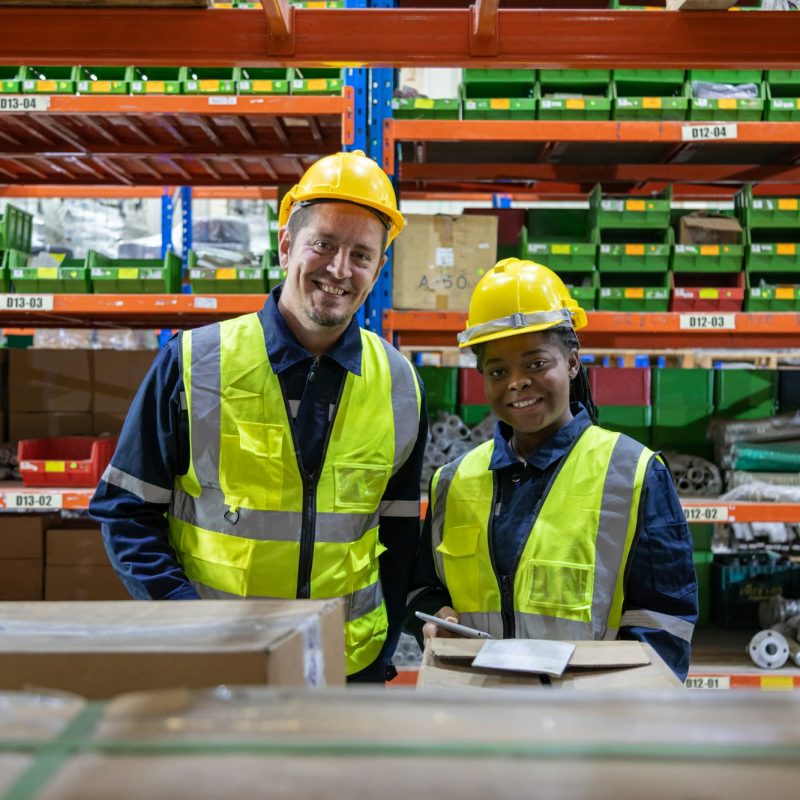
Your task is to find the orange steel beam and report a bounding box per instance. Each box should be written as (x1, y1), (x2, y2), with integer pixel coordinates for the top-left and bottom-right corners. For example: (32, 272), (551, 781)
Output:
(1, 9), (800, 68)
(383, 310), (800, 349)
(260, 0), (295, 55)
(400, 163), (800, 185)
(470, 0), (499, 55)
(0, 185), (278, 198)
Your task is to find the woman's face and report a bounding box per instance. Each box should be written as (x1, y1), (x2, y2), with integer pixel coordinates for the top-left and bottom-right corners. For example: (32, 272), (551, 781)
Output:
(480, 330), (579, 455)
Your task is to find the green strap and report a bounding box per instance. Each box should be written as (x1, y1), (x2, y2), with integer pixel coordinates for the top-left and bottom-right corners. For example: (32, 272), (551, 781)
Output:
(3, 702), (106, 800)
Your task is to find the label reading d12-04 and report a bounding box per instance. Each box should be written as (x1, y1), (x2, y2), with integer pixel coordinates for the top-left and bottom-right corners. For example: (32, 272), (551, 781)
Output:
(681, 123), (738, 142)
(0, 294), (54, 311)
(679, 313), (735, 331)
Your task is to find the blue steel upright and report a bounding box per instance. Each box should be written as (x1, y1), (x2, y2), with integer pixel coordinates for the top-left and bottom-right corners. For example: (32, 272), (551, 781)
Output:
(180, 185), (193, 275)
(160, 188), (173, 259)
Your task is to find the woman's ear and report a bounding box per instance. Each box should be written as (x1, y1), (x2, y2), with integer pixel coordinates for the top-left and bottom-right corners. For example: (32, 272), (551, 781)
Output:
(567, 350), (580, 380)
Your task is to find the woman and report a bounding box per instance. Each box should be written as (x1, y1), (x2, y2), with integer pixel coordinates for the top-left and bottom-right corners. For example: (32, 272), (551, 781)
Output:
(405, 258), (698, 680)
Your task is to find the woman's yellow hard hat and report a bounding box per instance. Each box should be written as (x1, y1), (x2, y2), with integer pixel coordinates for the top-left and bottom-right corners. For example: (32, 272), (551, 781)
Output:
(458, 258), (588, 349)
(278, 150), (405, 248)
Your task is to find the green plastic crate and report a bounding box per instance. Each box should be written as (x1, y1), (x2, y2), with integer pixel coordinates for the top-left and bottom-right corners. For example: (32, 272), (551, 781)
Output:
(559, 269), (599, 311)
(690, 525), (714, 552)
(591, 184), (672, 230)
(766, 94), (800, 121)
(521, 237), (597, 274)
(694, 550), (713, 627)
(291, 77), (343, 95)
(265, 205), (280, 251)
(689, 83), (765, 121)
(746, 240), (800, 273)
(237, 68), (290, 95)
(188, 266), (267, 294)
(613, 69), (686, 87)
(0, 204), (32, 252)
(653, 368), (714, 407)
(651, 404), (713, 458)
(392, 98), (460, 119)
(714, 368), (778, 420)
(740, 185), (800, 229)
(418, 366), (458, 415)
(595, 405), (652, 446)
(523, 206), (596, 245)
(672, 244), (744, 273)
(689, 69), (764, 85)
(184, 67), (240, 95)
(612, 72), (688, 120)
(88, 251), (182, 294)
(538, 87), (612, 120)
(266, 265), (286, 291)
(290, 0), (345, 7)
(0, 67), (23, 94)
(459, 404), (492, 427)
(598, 242), (671, 273)
(597, 273), (670, 312)
(21, 66), (75, 94)
(74, 66), (132, 95)
(745, 272), (800, 311)
(8, 252), (90, 293)
(0, 249), (18, 292)
(130, 67), (185, 95)
(461, 70), (536, 100)
(765, 74), (800, 120)
(538, 69), (612, 86)
(462, 97), (535, 120)
(766, 70), (800, 90)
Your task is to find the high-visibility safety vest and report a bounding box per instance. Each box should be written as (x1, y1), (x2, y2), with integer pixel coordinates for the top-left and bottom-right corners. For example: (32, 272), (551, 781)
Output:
(430, 426), (654, 640)
(167, 312), (422, 676)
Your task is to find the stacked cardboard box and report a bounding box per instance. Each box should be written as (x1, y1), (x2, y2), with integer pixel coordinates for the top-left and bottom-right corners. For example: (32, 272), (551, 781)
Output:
(0, 516), (48, 600)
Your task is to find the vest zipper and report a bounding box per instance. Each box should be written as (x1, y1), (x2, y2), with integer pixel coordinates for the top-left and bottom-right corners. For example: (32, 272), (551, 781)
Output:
(487, 475), (515, 638)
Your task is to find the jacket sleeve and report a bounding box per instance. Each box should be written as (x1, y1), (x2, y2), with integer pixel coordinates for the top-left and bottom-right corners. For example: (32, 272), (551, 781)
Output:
(376, 370), (428, 674)
(89, 336), (199, 600)
(618, 457), (698, 681)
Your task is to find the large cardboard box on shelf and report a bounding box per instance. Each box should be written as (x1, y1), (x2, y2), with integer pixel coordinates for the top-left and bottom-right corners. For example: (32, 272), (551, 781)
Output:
(92, 350), (155, 414)
(0, 516), (49, 601)
(44, 526), (129, 601)
(678, 213), (743, 245)
(0, 599), (346, 697)
(9, 412), (94, 443)
(392, 214), (498, 311)
(417, 638), (683, 690)
(8, 349), (93, 413)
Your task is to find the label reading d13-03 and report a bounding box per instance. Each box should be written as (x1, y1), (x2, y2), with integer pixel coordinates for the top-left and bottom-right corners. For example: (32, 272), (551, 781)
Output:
(0, 295), (55, 311)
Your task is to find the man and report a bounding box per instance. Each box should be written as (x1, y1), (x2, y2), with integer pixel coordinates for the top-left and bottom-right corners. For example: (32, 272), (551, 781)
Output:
(90, 150), (428, 683)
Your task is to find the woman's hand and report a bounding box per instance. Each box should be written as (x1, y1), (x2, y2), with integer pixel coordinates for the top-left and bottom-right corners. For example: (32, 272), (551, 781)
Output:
(422, 606), (460, 641)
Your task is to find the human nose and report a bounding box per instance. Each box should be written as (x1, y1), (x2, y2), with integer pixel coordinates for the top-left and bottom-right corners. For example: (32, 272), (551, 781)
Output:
(326, 248), (352, 280)
(508, 370), (532, 391)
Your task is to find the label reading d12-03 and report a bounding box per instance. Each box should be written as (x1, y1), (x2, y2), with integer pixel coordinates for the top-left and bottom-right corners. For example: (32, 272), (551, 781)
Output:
(679, 313), (735, 331)
(681, 123), (738, 142)
(0, 294), (54, 311)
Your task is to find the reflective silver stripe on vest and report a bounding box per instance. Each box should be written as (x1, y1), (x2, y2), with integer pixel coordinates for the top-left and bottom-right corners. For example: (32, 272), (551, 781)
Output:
(192, 579), (382, 623)
(379, 499), (420, 518)
(430, 452), (471, 585)
(378, 335), (420, 473)
(459, 611), (616, 641)
(172, 488), (379, 544)
(102, 464), (172, 504)
(189, 323), (222, 484)
(590, 433), (648, 638)
(620, 609), (695, 643)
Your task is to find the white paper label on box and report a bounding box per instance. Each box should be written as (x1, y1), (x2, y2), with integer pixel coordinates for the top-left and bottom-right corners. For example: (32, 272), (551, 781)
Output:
(601, 200), (624, 212)
(435, 247), (454, 268)
(0, 95), (51, 112)
(679, 313), (735, 331)
(681, 123), (738, 142)
(7, 492), (63, 510)
(0, 294), (54, 311)
(685, 676), (730, 690)
(683, 505), (729, 523)
(472, 639), (576, 677)
(193, 296), (218, 309)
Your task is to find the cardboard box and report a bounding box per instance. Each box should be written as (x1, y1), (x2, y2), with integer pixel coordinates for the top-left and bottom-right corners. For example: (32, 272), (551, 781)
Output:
(0, 560), (43, 600)
(0, 515), (46, 559)
(9, 412), (94, 443)
(392, 214), (498, 311)
(92, 350), (155, 414)
(92, 412), (128, 437)
(8, 349), (93, 413)
(46, 526), (108, 566)
(418, 638), (683, 690)
(44, 565), (130, 601)
(0, 599), (346, 697)
(678, 213), (743, 245)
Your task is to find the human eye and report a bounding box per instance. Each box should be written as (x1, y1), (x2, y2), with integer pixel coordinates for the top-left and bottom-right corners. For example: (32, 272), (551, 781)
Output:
(528, 359), (548, 370)
(488, 367), (506, 379)
(313, 239), (335, 253)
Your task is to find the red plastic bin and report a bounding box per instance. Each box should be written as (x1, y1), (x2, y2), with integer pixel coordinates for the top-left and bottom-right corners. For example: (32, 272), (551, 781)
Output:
(18, 437), (117, 488)
(458, 367), (486, 405)
(588, 367), (651, 406)
(669, 271), (745, 312)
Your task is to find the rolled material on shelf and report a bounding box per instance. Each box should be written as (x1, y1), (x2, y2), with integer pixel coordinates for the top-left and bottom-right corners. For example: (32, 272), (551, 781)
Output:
(727, 471), (800, 489)
(663, 452), (723, 496)
(731, 440), (800, 472)
(722, 479), (800, 503)
(707, 411), (800, 447)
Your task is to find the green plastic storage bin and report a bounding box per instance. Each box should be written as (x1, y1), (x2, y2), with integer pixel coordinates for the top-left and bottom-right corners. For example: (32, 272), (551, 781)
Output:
(237, 68), (291, 95)
(746, 240), (800, 273)
(612, 71), (688, 120)
(744, 272), (800, 311)
(523, 206), (597, 247)
(538, 70), (612, 120)
(653, 368), (714, 407)
(8, 252), (90, 293)
(21, 66), (75, 94)
(291, 68), (343, 95)
(521, 237), (597, 274)
(651, 404), (713, 458)
(766, 70), (800, 119)
(265, 205), (280, 252)
(538, 69), (612, 86)
(88, 251), (182, 294)
(714, 368), (778, 420)
(74, 66), (132, 95)
(418, 366), (458, 415)
(130, 67), (185, 95)
(392, 98), (460, 119)
(0, 204), (32, 252)
(672, 244), (744, 273)
(290, 0), (345, 7)
(189, 266), (267, 294)
(462, 97), (535, 120)
(183, 67), (240, 95)
(459, 404), (492, 426)
(694, 550), (713, 627)
(690, 525), (714, 552)
(462, 69), (536, 99)
(0, 249), (18, 291)
(266, 265), (286, 291)
(597, 273), (670, 312)
(591, 184), (672, 230)
(689, 80), (765, 121)
(740, 185), (800, 230)
(0, 67), (23, 94)
(598, 241), (671, 273)
(596, 405), (652, 446)
(558, 269), (599, 311)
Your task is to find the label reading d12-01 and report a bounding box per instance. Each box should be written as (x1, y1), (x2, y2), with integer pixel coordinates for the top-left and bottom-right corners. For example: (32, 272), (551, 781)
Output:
(681, 123), (738, 142)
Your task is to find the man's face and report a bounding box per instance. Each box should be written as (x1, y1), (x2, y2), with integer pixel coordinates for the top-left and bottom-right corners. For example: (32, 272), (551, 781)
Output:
(278, 203), (387, 331)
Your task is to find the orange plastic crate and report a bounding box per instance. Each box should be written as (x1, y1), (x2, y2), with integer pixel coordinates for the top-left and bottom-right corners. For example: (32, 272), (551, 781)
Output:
(18, 437), (117, 488)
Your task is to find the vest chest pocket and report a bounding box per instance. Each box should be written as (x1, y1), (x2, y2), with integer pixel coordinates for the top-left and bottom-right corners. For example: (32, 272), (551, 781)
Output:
(523, 559), (594, 622)
(220, 422), (284, 509)
(334, 462), (391, 513)
(435, 525), (482, 612)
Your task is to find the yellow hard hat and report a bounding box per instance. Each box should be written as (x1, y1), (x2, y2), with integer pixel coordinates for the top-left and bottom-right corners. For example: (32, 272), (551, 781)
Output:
(278, 150), (405, 248)
(458, 258), (588, 349)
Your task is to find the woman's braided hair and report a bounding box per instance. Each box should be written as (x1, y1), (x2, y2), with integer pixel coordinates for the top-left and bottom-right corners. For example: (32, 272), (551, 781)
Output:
(472, 323), (597, 424)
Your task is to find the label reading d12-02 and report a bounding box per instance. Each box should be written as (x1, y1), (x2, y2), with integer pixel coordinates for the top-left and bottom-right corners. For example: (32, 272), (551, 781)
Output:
(683, 505), (729, 522)
(0, 294), (54, 311)
(681, 123), (738, 142)
(679, 313), (735, 331)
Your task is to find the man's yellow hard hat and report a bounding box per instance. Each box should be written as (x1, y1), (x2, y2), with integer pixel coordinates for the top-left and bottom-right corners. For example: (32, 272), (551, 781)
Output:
(278, 150), (405, 248)
(458, 258), (588, 349)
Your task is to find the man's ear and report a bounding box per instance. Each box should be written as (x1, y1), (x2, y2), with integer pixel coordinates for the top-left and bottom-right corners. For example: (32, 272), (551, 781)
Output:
(278, 227), (291, 268)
